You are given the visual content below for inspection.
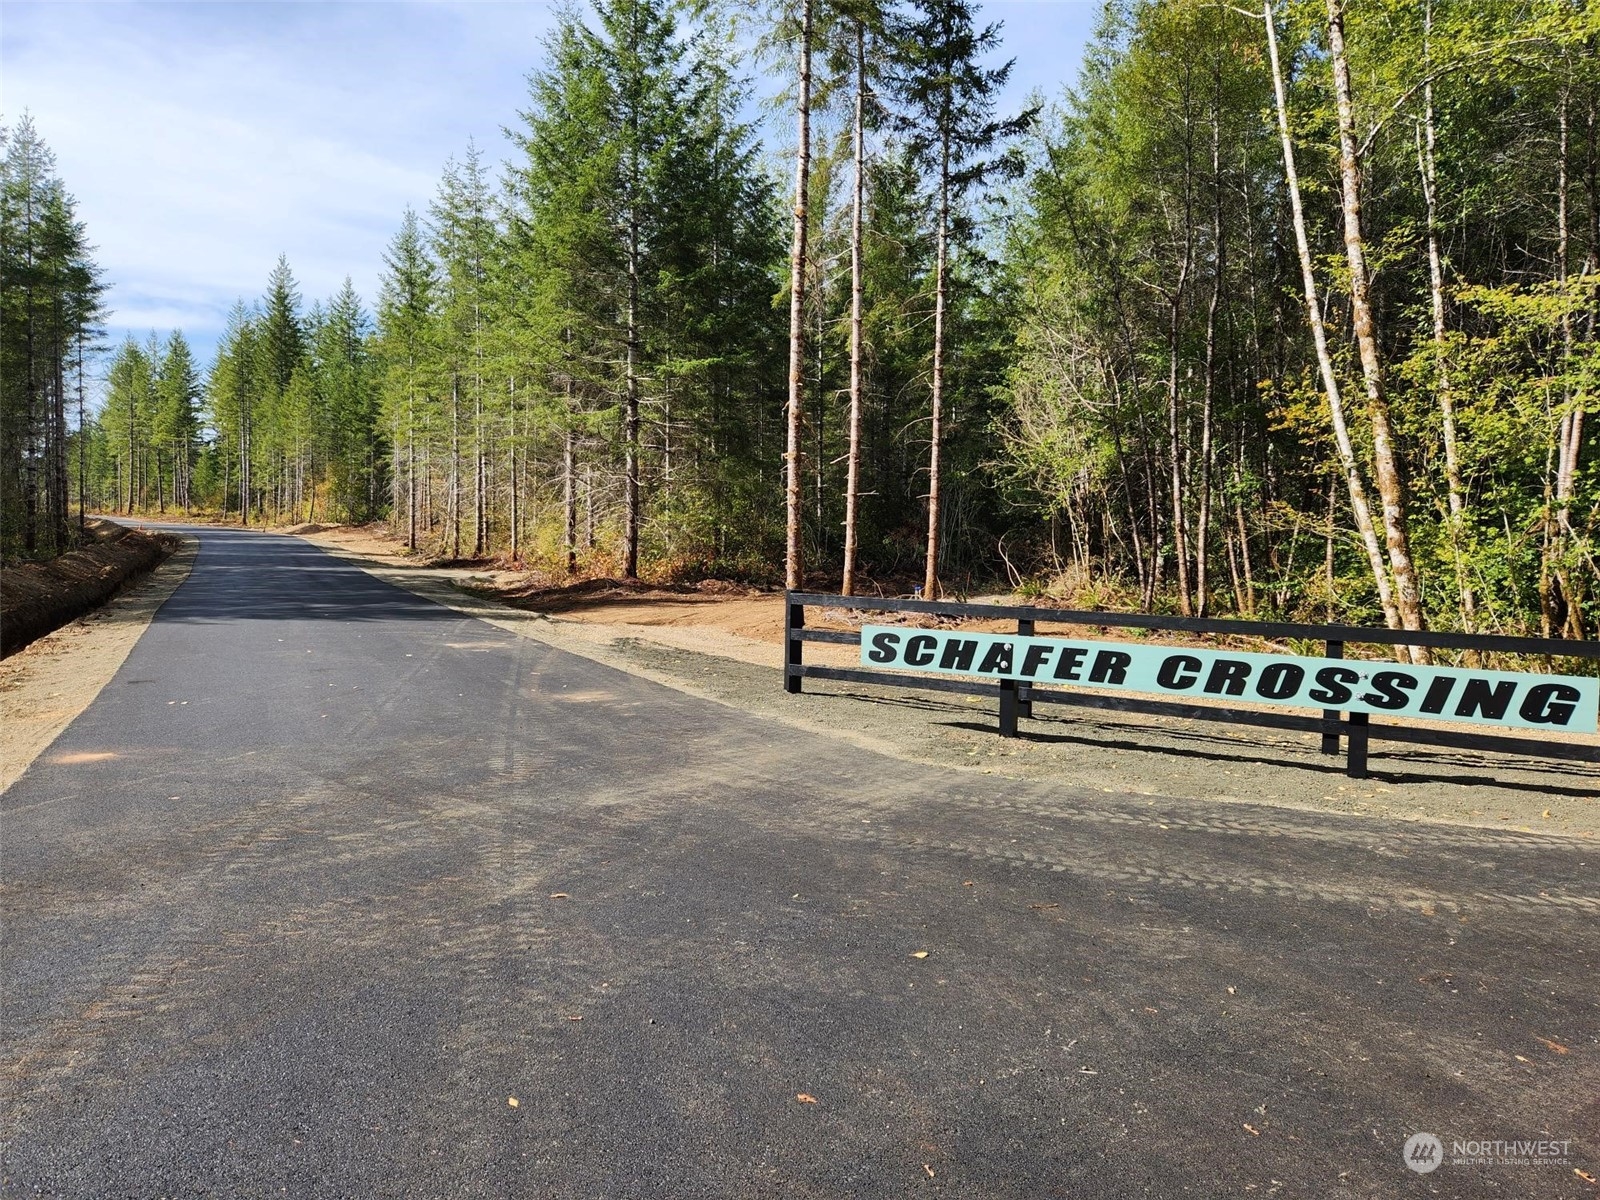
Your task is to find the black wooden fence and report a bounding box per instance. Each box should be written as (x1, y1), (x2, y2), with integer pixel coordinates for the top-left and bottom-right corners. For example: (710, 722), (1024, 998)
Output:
(783, 591), (1600, 780)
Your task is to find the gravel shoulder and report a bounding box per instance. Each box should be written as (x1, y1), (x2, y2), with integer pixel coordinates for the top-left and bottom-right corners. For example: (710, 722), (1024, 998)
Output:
(0, 532), (199, 792)
(296, 525), (1600, 839)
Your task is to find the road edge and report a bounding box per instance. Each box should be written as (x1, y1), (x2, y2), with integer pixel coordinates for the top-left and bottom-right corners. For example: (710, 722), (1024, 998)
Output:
(0, 533), (200, 793)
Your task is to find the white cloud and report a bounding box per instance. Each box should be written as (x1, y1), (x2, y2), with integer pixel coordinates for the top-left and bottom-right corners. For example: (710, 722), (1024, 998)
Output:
(3, 0), (560, 368)
(3, 0), (1092, 383)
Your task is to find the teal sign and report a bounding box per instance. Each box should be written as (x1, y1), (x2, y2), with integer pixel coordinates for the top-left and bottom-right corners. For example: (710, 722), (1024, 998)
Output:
(859, 626), (1599, 733)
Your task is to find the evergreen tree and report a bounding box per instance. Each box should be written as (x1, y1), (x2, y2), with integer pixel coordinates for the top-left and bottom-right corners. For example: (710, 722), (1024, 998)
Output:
(886, 0), (1033, 597)
(0, 115), (105, 558)
(153, 331), (201, 514)
(376, 209), (439, 551)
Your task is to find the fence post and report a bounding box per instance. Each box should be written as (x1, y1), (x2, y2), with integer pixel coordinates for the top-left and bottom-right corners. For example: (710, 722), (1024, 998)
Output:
(785, 594), (804, 694)
(1346, 711), (1369, 778)
(1321, 640), (1343, 755)
(1016, 617), (1035, 719)
(998, 677), (1019, 737)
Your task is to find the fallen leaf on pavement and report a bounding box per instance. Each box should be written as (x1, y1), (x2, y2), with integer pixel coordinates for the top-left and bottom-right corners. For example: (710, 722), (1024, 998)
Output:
(910, 951), (929, 959)
(796, 1094), (818, 1104)
(1575, 1168), (1596, 1184)
(1244, 1123), (1261, 1136)
(1535, 1036), (1570, 1054)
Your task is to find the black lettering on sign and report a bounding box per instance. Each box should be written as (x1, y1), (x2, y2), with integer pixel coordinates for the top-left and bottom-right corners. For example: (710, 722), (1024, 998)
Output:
(939, 638), (978, 671)
(1520, 682), (1581, 726)
(1362, 670), (1417, 710)
(1255, 662), (1305, 700)
(1089, 649), (1131, 685)
(1020, 644), (1054, 678)
(1308, 666), (1358, 705)
(978, 642), (1014, 674)
(1053, 647), (1088, 681)
(905, 635), (937, 667)
(1455, 678), (1515, 720)
(1419, 676), (1455, 714)
(1203, 659), (1250, 696)
(1156, 655), (1201, 689)
(867, 631), (900, 664)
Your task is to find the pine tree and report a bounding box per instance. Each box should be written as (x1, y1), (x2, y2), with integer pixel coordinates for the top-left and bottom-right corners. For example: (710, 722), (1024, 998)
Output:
(154, 331), (200, 514)
(313, 279), (381, 522)
(376, 210), (439, 551)
(0, 115), (105, 558)
(887, 0), (1033, 598)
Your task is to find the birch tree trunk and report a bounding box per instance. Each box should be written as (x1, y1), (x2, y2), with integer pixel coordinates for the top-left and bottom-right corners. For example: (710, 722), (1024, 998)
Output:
(1326, 0), (1428, 658)
(1264, 1), (1399, 631)
(1551, 80), (1586, 638)
(1417, 1), (1474, 631)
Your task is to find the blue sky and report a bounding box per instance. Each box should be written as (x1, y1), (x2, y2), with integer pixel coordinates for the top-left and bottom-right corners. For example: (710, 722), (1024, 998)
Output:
(2, 0), (1099, 378)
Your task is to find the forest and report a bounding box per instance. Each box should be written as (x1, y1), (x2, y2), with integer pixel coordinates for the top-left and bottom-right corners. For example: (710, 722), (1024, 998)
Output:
(1, 0), (1595, 646)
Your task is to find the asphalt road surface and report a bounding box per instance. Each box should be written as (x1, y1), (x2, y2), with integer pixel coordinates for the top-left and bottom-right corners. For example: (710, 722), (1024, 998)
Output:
(3, 527), (1596, 1199)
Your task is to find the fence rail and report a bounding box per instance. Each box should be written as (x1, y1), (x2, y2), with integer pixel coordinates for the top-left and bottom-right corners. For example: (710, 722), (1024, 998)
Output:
(783, 591), (1600, 780)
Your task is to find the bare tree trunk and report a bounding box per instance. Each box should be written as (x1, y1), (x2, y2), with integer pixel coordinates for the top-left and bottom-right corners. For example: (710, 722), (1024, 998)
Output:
(923, 141), (950, 601)
(1552, 80), (1586, 638)
(52, 338), (68, 550)
(1165, 75), (1197, 616)
(508, 378), (520, 563)
(75, 333), (87, 533)
(1264, 1), (1399, 631)
(1165, 273), (1191, 615)
(451, 373), (462, 561)
(842, 20), (867, 597)
(407, 395), (417, 552)
(785, 0), (813, 593)
(625, 204), (641, 578)
(584, 463), (595, 549)
(1196, 78), (1224, 618)
(474, 386), (486, 558)
(1324, 473), (1338, 622)
(1418, 0), (1474, 631)
(1327, 0), (1428, 658)
(565, 427), (578, 576)
(1233, 453), (1256, 616)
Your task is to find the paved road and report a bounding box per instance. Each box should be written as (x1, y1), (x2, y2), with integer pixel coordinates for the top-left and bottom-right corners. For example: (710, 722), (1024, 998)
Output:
(3, 527), (1596, 1198)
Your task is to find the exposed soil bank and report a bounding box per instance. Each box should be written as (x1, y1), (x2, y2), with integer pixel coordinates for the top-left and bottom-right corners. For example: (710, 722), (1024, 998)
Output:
(1, 520), (179, 658)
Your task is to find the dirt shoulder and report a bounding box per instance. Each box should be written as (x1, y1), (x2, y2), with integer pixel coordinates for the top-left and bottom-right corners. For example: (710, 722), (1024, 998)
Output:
(0, 532), (199, 792)
(296, 523), (1599, 839)
(1, 520), (181, 657)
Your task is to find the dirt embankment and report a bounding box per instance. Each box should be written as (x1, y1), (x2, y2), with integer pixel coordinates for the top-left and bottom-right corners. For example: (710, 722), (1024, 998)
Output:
(1, 520), (179, 658)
